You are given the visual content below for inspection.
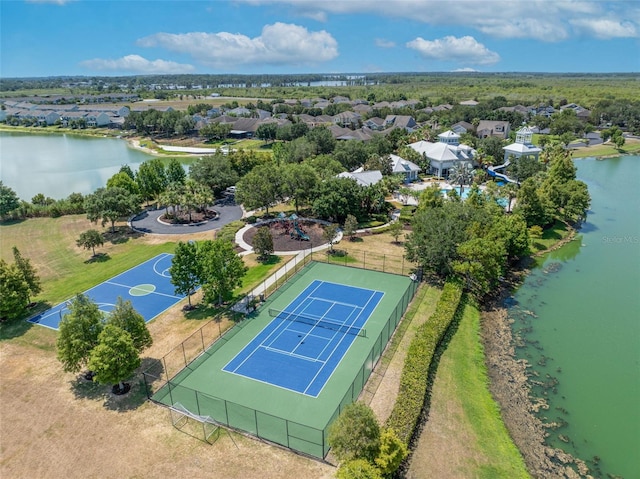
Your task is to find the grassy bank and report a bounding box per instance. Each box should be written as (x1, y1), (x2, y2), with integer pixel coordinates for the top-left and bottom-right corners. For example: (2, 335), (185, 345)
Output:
(408, 300), (531, 478)
(571, 138), (640, 158)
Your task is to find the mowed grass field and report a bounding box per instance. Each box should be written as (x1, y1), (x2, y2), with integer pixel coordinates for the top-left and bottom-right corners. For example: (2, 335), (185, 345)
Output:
(0, 215), (528, 479)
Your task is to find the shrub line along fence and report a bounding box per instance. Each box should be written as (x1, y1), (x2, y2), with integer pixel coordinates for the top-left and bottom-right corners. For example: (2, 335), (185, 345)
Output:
(141, 255), (420, 459)
(384, 280), (464, 447)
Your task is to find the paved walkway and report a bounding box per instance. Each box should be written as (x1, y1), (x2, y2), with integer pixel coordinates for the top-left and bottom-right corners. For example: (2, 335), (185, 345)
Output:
(129, 199), (243, 235)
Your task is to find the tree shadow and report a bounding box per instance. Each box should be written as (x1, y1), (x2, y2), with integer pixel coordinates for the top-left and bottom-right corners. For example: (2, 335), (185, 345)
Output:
(70, 359), (160, 412)
(0, 218), (27, 226)
(0, 317), (34, 340)
(85, 253), (111, 264)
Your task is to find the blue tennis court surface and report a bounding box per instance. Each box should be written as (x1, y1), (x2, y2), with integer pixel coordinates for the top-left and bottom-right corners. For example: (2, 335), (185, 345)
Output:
(223, 280), (384, 397)
(28, 253), (185, 330)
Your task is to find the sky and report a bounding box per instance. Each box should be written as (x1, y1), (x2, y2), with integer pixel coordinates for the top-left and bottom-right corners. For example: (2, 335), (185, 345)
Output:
(1, 0), (639, 78)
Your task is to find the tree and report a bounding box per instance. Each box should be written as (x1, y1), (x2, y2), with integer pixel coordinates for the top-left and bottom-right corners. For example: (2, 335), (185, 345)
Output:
(106, 171), (140, 195)
(107, 297), (152, 352)
(76, 229), (104, 257)
(405, 201), (480, 277)
(305, 125), (336, 154)
(388, 220), (403, 243)
(198, 239), (247, 305)
(253, 227), (274, 262)
(343, 214), (359, 241)
(56, 294), (104, 374)
(323, 223), (339, 252)
(0, 259), (30, 321)
(418, 184), (444, 210)
(12, 246), (41, 303)
(180, 178), (213, 222)
(336, 460), (382, 479)
(448, 161), (474, 195)
(88, 324), (140, 394)
(235, 163), (281, 215)
(281, 163), (319, 213)
(515, 178), (553, 228)
(0, 181), (21, 219)
(84, 187), (140, 233)
(312, 177), (364, 224)
(136, 158), (167, 205)
(256, 122), (278, 143)
(170, 240), (201, 308)
(189, 154), (239, 197)
(328, 402), (381, 463)
(166, 158), (186, 185)
(374, 429), (407, 476)
(453, 236), (507, 298)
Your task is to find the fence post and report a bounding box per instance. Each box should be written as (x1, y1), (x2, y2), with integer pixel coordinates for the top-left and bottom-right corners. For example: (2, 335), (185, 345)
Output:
(200, 327), (205, 351)
(363, 251), (366, 270)
(182, 343), (187, 367)
(383, 255), (386, 273)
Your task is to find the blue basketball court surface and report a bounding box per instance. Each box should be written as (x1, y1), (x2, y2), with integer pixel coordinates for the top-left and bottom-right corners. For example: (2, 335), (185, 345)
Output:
(28, 253), (184, 330)
(223, 280), (384, 397)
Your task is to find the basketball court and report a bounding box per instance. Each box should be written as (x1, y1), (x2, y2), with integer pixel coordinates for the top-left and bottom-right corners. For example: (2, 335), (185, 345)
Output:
(28, 253), (184, 330)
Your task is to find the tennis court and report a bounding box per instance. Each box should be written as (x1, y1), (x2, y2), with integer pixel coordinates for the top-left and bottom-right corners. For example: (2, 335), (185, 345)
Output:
(28, 253), (184, 330)
(149, 261), (418, 458)
(223, 280), (384, 397)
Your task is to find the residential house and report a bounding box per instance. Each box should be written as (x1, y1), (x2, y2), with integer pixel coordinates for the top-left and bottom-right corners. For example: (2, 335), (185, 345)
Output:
(408, 130), (476, 178)
(383, 115), (417, 132)
(451, 121), (475, 135)
(389, 154), (421, 182)
(363, 117), (385, 130)
(332, 111), (361, 128)
(476, 120), (510, 139)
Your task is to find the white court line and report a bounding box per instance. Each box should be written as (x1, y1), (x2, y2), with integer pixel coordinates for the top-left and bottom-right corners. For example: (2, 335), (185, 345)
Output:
(229, 281), (326, 373)
(262, 345), (325, 363)
(105, 280), (183, 299)
(306, 296), (363, 309)
(304, 290), (382, 396)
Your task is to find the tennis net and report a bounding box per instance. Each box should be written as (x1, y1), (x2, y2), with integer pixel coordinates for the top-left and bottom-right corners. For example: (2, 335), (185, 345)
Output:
(268, 308), (366, 337)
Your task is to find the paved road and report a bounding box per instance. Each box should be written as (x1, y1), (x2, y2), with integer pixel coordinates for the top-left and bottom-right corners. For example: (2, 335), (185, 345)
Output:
(130, 198), (243, 235)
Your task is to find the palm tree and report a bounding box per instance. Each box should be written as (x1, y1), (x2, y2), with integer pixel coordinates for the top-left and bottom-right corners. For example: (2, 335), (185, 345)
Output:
(448, 161), (474, 196)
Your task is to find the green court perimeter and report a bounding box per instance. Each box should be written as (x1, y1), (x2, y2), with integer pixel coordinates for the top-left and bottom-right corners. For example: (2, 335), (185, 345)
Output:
(151, 261), (417, 458)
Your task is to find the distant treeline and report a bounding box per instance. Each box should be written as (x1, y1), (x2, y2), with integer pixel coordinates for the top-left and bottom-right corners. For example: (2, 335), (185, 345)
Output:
(2, 73), (639, 107)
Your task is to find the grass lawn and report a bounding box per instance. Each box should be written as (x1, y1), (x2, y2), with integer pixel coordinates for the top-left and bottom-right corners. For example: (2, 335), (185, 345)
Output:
(529, 220), (571, 254)
(1, 213), (532, 479)
(571, 138), (640, 158)
(408, 299), (531, 478)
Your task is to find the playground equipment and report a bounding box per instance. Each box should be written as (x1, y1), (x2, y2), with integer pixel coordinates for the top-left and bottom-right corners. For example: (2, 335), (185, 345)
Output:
(487, 159), (519, 185)
(289, 214), (310, 241)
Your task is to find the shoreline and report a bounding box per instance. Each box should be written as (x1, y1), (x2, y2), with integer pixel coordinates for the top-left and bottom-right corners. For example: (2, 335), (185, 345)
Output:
(482, 233), (594, 479)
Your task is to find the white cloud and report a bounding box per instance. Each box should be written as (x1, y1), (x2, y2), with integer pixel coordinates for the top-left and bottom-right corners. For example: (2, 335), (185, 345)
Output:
(80, 55), (195, 74)
(452, 67), (479, 72)
(570, 18), (638, 38)
(137, 23), (338, 68)
(239, 0), (639, 41)
(407, 36), (500, 65)
(375, 38), (396, 48)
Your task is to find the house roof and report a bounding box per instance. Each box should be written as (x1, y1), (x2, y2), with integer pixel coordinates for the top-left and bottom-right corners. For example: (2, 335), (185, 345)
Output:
(337, 170), (383, 186)
(390, 154), (421, 173)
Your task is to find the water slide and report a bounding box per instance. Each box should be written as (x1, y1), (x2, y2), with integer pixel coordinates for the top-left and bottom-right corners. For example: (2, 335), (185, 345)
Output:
(487, 159), (519, 184)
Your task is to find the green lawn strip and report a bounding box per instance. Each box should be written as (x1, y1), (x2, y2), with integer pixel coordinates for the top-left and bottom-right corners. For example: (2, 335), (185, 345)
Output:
(448, 301), (531, 478)
(238, 255), (284, 294)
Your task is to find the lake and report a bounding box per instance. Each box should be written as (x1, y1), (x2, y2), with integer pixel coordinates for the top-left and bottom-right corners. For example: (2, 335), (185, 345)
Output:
(0, 131), (154, 200)
(509, 155), (640, 478)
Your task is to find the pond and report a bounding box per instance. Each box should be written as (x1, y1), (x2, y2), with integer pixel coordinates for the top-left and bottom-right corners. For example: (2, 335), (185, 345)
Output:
(0, 131), (154, 200)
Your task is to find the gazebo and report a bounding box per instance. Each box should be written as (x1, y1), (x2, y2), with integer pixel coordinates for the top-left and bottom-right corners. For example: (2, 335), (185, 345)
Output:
(502, 126), (542, 162)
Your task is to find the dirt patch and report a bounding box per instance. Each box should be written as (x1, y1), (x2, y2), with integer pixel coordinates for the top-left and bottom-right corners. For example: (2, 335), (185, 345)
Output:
(0, 305), (335, 479)
(243, 221), (326, 252)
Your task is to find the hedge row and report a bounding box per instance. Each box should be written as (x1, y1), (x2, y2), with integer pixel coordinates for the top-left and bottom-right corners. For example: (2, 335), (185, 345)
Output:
(385, 280), (463, 445)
